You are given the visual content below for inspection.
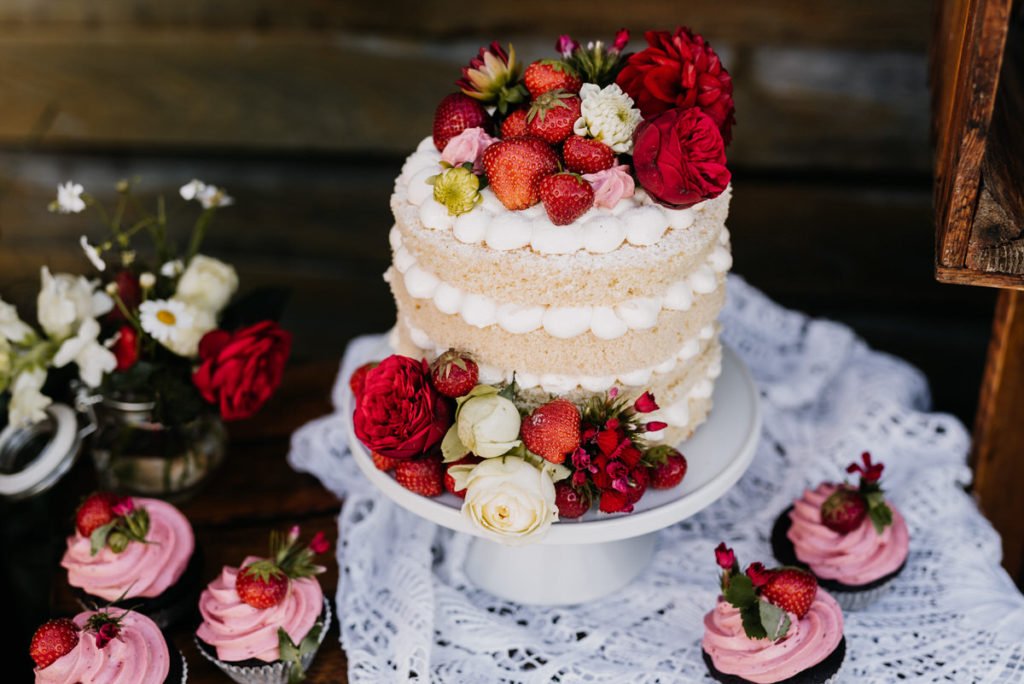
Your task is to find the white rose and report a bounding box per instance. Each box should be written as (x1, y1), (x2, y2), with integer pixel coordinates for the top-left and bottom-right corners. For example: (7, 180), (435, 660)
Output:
(175, 255), (239, 314)
(0, 298), (33, 343)
(37, 267), (113, 340)
(8, 368), (51, 427)
(462, 457), (558, 545)
(456, 393), (521, 458)
(573, 83), (642, 154)
(164, 306), (216, 358)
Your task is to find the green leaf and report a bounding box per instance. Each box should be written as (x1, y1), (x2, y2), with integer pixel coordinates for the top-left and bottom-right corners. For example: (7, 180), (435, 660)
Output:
(107, 531), (130, 553)
(758, 599), (791, 641)
(723, 573), (757, 609)
(90, 522), (117, 556)
(740, 603), (768, 640)
(868, 501), (894, 534)
(298, 622), (323, 658)
(441, 425), (468, 463)
(278, 626), (309, 684)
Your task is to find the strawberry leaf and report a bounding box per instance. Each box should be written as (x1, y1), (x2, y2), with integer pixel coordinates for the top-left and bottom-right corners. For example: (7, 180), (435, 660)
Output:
(739, 602), (767, 640)
(758, 599), (791, 641)
(278, 628), (308, 684)
(868, 500), (894, 534)
(723, 573), (756, 609)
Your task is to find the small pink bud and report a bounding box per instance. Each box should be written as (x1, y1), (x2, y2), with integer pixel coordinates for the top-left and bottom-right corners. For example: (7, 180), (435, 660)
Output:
(309, 531), (330, 555)
(633, 391), (659, 413)
(646, 421), (668, 433)
(608, 386), (619, 399)
(714, 542), (735, 570)
(745, 562), (772, 587)
(288, 525), (301, 543)
(95, 622), (119, 648)
(111, 497), (134, 517)
(556, 34), (579, 58)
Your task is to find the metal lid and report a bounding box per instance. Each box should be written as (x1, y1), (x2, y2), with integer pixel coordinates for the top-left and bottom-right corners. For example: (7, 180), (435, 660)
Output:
(0, 404), (82, 500)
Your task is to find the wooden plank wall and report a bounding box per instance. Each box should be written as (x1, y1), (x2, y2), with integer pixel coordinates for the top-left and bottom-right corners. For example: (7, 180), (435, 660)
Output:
(0, 0), (995, 424)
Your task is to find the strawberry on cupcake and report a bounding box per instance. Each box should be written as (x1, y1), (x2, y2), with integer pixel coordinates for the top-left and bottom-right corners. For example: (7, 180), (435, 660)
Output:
(195, 526), (331, 684)
(702, 544), (846, 684)
(771, 452), (910, 611)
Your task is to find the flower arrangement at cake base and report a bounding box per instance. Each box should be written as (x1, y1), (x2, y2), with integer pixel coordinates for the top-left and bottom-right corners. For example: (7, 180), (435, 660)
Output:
(351, 350), (691, 546)
(0, 179), (291, 498)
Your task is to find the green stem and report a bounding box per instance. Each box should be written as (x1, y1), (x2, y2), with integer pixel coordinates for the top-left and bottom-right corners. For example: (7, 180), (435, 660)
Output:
(156, 195), (169, 262)
(186, 208), (214, 262)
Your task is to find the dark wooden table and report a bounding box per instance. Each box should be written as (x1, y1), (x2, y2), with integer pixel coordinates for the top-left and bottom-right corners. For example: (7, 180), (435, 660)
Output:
(49, 360), (350, 683)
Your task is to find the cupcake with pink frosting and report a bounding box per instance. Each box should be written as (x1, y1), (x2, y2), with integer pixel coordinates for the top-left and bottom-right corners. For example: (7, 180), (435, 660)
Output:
(30, 608), (187, 683)
(772, 452), (910, 611)
(702, 544), (846, 684)
(195, 526), (331, 684)
(61, 492), (200, 628)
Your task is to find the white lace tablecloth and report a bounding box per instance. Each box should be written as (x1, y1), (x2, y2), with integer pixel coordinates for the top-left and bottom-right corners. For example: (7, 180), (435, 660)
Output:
(288, 276), (1024, 683)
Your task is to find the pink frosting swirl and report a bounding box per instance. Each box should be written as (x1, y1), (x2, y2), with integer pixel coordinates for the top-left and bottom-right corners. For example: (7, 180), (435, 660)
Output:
(788, 483), (910, 585)
(196, 556), (324, 663)
(35, 609), (170, 684)
(441, 127), (498, 173)
(702, 590), (844, 683)
(61, 497), (195, 601)
(583, 164), (635, 208)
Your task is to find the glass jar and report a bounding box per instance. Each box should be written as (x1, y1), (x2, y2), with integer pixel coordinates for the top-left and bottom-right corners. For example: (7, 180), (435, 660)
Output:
(89, 396), (226, 502)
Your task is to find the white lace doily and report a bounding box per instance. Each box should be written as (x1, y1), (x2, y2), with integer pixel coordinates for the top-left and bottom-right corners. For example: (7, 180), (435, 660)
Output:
(288, 276), (1024, 683)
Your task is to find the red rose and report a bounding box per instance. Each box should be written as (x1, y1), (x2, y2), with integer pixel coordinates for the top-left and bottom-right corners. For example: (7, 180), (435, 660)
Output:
(615, 27), (735, 143)
(192, 321), (292, 421)
(112, 325), (139, 371)
(353, 355), (451, 460)
(632, 107), (730, 208)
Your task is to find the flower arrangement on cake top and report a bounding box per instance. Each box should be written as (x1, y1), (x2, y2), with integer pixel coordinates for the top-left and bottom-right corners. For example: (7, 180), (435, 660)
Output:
(0, 178), (290, 430)
(351, 350), (689, 544)
(428, 27), (734, 224)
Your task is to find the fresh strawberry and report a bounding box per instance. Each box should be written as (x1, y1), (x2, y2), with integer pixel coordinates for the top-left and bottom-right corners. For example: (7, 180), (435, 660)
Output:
(521, 399), (581, 464)
(563, 135), (616, 174)
(500, 108), (529, 138)
(236, 565), (288, 609)
(760, 568), (818, 619)
(75, 492), (122, 538)
(526, 90), (581, 144)
(482, 136), (560, 210)
(395, 458), (445, 497)
(433, 93), (492, 151)
(430, 351), (479, 398)
(555, 482), (590, 518)
(349, 361), (379, 400)
(372, 451), (401, 472)
(539, 173), (595, 225)
(444, 455), (481, 499)
(649, 448), (688, 489)
(820, 485), (868, 534)
(524, 59), (582, 98)
(30, 618), (79, 670)
(235, 527), (328, 609)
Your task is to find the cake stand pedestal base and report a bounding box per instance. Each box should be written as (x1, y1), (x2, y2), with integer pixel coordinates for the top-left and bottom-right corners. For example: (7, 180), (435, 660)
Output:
(465, 532), (657, 605)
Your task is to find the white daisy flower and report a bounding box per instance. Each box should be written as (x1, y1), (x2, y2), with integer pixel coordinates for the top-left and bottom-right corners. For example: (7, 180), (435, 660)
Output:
(80, 236), (107, 271)
(573, 83), (642, 154)
(139, 298), (214, 358)
(54, 181), (86, 214)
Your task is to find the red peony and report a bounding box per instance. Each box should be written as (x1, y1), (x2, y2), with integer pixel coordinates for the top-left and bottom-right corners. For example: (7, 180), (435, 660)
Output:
(353, 355), (451, 460)
(632, 107), (730, 208)
(615, 27), (735, 143)
(192, 321), (292, 421)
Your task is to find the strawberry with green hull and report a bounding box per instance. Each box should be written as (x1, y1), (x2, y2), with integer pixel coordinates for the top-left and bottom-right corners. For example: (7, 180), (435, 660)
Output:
(702, 544), (847, 684)
(771, 452), (911, 611)
(524, 59), (583, 97)
(562, 135), (616, 174)
(197, 527), (331, 684)
(539, 173), (595, 225)
(433, 93), (493, 152)
(481, 136), (560, 210)
(430, 350), (479, 398)
(526, 90), (582, 144)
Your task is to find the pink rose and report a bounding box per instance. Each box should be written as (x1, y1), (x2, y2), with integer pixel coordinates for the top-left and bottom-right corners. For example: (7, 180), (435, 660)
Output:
(441, 127), (499, 174)
(582, 164), (635, 209)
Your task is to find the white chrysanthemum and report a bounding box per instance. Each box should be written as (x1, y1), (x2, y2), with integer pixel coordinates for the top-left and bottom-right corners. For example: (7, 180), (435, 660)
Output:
(54, 182), (86, 214)
(139, 298), (214, 358)
(9, 368), (51, 427)
(573, 83), (642, 154)
(80, 236), (106, 271)
(52, 318), (116, 388)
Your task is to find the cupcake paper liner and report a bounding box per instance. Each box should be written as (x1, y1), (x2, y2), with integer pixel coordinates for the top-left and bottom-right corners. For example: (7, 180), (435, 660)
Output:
(830, 581), (894, 612)
(179, 652), (189, 684)
(195, 597), (332, 684)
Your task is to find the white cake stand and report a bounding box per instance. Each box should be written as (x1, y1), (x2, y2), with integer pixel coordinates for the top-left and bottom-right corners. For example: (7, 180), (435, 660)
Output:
(345, 344), (761, 605)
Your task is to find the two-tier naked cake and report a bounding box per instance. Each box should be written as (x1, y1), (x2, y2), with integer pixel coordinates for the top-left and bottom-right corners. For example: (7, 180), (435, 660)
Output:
(354, 27), (736, 532)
